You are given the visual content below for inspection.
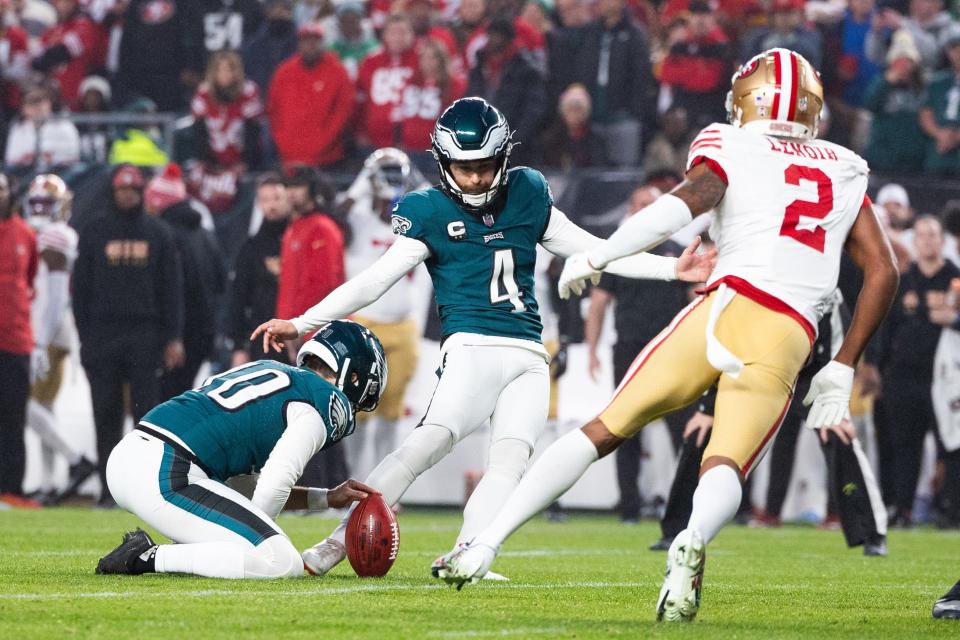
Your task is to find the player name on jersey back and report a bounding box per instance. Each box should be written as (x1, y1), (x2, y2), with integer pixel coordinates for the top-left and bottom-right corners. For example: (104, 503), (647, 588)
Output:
(687, 123), (870, 337)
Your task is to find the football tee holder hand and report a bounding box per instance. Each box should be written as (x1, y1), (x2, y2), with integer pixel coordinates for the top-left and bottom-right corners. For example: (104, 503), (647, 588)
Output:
(802, 360), (855, 430)
(558, 253), (602, 299)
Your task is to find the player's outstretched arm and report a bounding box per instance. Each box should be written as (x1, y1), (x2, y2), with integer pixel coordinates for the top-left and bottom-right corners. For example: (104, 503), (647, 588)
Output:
(556, 164), (725, 297)
(251, 236), (430, 353)
(803, 203), (899, 431)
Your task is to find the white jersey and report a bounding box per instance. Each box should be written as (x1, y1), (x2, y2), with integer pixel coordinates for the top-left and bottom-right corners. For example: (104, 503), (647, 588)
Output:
(31, 221), (78, 350)
(687, 123), (869, 335)
(344, 186), (418, 324)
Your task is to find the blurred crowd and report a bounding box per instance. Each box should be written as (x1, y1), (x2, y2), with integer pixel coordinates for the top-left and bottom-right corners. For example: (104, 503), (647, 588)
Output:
(8, 0), (960, 187)
(0, 0), (959, 530)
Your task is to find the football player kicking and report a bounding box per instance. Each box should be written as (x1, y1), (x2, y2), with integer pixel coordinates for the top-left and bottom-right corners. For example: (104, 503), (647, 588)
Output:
(95, 320), (384, 579)
(436, 49), (900, 621)
(251, 97), (716, 577)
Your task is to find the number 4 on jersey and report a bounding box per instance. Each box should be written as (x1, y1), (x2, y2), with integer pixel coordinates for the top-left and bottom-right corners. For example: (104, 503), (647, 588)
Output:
(490, 249), (526, 312)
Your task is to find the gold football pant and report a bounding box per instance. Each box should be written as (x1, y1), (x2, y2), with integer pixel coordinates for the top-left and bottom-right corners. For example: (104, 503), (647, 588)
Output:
(354, 316), (419, 421)
(598, 291), (811, 476)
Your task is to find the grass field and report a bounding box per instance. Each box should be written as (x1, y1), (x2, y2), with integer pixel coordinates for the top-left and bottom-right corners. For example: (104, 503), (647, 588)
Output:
(0, 507), (957, 639)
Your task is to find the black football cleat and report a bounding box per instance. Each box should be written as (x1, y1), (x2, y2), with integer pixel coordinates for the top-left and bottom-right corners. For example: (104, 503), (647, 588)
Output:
(650, 536), (674, 552)
(95, 528), (157, 575)
(863, 534), (888, 557)
(933, 580), (960, 620)
(52, 457), (97, 504)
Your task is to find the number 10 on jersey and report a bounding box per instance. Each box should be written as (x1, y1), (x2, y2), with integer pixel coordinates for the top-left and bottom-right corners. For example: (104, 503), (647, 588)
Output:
(490, 249), (526, 312)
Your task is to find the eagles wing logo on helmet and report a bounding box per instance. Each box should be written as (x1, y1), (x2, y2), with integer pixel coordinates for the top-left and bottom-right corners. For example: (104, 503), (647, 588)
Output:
(726, 48), (824, 140)
(327, 392), (352, 441)
(391, 215), (412, 235)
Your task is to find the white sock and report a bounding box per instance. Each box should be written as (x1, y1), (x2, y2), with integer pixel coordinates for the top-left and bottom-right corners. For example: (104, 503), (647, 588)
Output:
(27, 400), (80, 465)
(457, 438), (531, 545)
(474, 429), (598, 549)
(687, 465), (742, 544)
(155, 543), (245, 579)
(330, 424), (455, 545)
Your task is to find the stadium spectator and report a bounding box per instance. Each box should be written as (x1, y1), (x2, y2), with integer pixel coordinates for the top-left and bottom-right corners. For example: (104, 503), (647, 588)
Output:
(356, 14), (418, 149)
(182, 0), (263, 75)
(275, 168), (345, 328)
(919, 31), (960, 174)
(879, 216), (960, 526)
(453, 0), (490, 71)
(820, 0), (882, 151)
(0, 17), (30, 118)
(240, 0), (299, 93)
(328, 2), (379, 82)
(30, 0), (106, 110)
(72, 164), (184, 507)
(554, 0), (592, 28)
(539, 83), (609, 169)
(398, 37), (467, 154)
(7, 0), (57, 40)
(268, 22), (354, 168)
(144, 164), (226, 399)
(229, 174), (292, 367)
(866, 0), (953, 71)
(0, 172), (39, 508)
(584, 185), (691, 522)
(659, 0), (733, 131)
(191, 50), (263, 172)
(3, 83), (81, 172)
(407, 0), (459, 58)
(643, 106), (693, 176)
(863, 32), (926, 174)
(467, 17), (546, 164)
(113, 0), (197, 111)
(550, 0), (656, 166)
(75, 75), (113, 164)
(659, 0), (764, 40)
(742, 0), (824, 70)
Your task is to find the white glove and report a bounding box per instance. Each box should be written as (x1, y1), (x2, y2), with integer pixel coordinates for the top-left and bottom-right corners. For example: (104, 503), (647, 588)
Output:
(558, 252), (602, 299)
(802, 360), (855, 430)
(30, 346), (50, 385)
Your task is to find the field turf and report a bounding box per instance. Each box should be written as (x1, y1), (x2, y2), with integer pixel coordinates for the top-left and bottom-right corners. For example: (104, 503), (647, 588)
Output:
(0, 507), (957, 639)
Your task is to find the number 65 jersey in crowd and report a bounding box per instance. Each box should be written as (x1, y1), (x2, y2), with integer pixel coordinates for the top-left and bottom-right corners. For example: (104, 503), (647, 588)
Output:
(689, 123), (870, 338)
(141, 361), (354, 482)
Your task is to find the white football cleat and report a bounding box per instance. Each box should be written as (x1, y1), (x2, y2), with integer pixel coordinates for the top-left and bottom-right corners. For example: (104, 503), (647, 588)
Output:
(302, 538), (346, 576)
(656, 528), (705, 622)
(432, 542), (498, 590)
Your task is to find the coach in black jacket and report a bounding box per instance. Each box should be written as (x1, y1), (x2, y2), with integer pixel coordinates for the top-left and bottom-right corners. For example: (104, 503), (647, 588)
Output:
(145, 165), (226, 399)
(72, 164), (184, 506)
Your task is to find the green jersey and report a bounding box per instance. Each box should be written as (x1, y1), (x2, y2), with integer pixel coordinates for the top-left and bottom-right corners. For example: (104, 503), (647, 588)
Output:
(391, 166), (553, 342)
(142, 361), (354, 481)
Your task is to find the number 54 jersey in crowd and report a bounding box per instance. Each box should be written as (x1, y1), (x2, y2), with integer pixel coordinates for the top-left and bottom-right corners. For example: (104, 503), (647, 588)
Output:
(688, 123), (870, 337)
(141, 361), (354, 482)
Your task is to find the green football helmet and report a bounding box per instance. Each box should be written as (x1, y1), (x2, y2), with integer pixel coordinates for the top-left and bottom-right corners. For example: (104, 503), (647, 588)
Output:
(430, 97), (514, 212)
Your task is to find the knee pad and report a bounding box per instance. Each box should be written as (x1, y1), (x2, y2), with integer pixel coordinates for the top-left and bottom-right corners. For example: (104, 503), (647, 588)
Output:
(486, 438), (532, 484)
(391, 424), (455, 477)
(246, 536), (304, 579)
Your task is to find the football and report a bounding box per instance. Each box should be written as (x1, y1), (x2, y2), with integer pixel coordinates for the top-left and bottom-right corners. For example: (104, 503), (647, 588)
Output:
(345, 494), (400, 577)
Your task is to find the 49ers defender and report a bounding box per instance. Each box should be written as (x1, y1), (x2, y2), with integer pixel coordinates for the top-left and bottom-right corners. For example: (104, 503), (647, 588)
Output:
(435, 48), (900, 622)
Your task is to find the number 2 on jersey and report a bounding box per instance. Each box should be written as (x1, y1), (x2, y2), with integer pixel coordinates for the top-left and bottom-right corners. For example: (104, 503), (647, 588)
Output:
(490, 249), (526, 312)
(779, 164), (833, 253)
